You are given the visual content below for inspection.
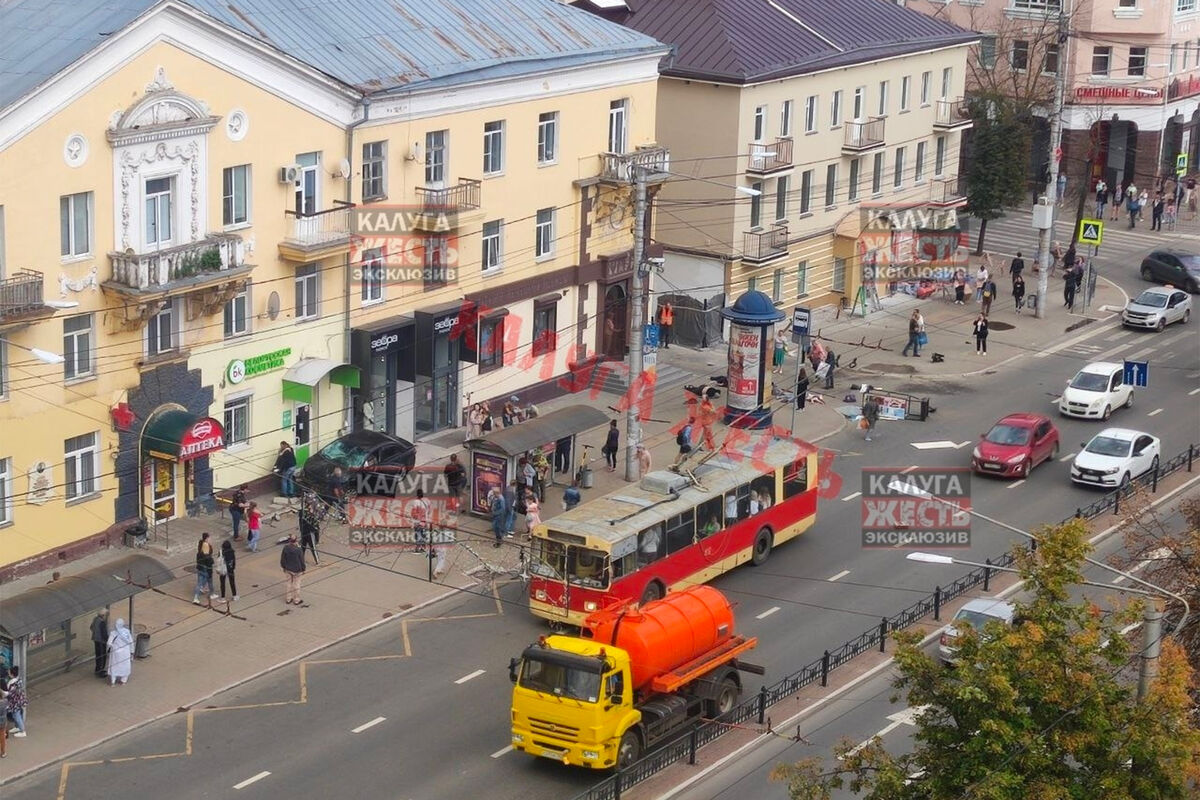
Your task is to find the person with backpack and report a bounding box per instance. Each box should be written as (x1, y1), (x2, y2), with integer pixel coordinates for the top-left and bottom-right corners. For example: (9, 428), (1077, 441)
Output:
(193, 532), (215, 604)
(980, 277), (997, 316)
(674, 418), (695, 466)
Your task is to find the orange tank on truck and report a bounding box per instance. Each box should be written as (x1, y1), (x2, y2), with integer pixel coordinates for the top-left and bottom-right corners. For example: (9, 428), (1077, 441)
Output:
(509, 586), (764, 770)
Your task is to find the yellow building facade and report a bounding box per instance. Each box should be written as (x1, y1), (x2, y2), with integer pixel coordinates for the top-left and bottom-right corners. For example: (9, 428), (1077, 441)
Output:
(0, 0), (667, 575)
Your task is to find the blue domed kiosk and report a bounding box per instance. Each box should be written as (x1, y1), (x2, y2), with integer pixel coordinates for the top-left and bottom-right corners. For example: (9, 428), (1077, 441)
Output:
(719, 290), (785, 429)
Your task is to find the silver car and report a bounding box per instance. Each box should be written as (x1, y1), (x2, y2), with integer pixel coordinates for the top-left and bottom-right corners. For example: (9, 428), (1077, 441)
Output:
(1122, 286), (1192, 331)
(938, 597), (1017, 664)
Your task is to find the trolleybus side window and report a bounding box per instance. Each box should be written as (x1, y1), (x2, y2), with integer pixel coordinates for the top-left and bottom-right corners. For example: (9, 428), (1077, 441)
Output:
(734, 483), (753, 520)
(612, 549), (637, 579)
(698, 497), (723, 539)
(750, 475), (775, 511)
(638, 524), (664, 566)
(783, 456), (808, 499)
(666, 509), (696, 554)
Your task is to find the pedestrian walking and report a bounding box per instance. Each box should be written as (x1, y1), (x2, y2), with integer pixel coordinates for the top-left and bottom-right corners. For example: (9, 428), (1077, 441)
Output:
(1111, 182), (1123, 220)
(6, 666), (27, 737)
(795, 367), (809, 410)
(658, 301), (674, 349)
(1063, 266), (1078, 310)
(1188, 177), (1198, 220)
(229, 484), (248, 540)
(636, 443), (652, 479)
(443, 454), (466, 508)
(410, 487), (431, 548)
(973, 313), (989, 355)
(562, 480), (582, 511)
(953, 269), (966, 304)
(280, 535), (306, 606)
(698, 395), (718, 451)
(193, 532), (215, 604)
(1050, 241), (1064, 277)
(1151, 194), (1164, 231)
(531, 448), (550, 498)
(1138, 189), (1149, 222)
(90, 611), (109, 678)
(219, 539), (238, 599)
(772, 329), (788, 374)
(981, 278), (997, 316)
(1009, 251), (1025, 283)
(1094, 180), (1108, 218)
(273, 441), (297, 498)
(504, 481), (518, 537)
(860, 395), (880, 442)
(298, 497), (320, 566)
(246, 501), (262, 552)
(822, 349), (836, 390)
(106, 619), (134, 686)
(808, 338), (826, 373)
(519, 456), (536, 502)
(525, 489), (541, 535)
(1056, 172), (1067, 204)
(975, 262), (989, 303)
(901, 310), (922, 357)
(602, 419), (619, 471)
(1126, 183), (1139, 228)
(1013, 273), (1026, 313)
(673, 418), (695, 466)
(488, 487), (507, 547)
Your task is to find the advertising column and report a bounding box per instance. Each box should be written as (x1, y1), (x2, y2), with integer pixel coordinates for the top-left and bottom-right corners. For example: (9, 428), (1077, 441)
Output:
(719, 290), (785, 430)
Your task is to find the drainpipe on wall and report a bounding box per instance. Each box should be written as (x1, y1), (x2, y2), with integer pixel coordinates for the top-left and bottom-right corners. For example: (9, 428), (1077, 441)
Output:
(343, 96), (372, 432)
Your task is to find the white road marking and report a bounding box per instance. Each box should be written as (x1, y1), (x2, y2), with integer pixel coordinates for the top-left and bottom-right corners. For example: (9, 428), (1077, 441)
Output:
(1125, 346), (1155, 361)
(900, 465), (919, 474)
(1190, 387), (1200, 396)
(1101, 342), (1132, 358)
(845, 706), (928, 757)
(234, 772), (272, 790)
(351, 716), (386, 734)
(1104, 329), (1134, 342)
(1052, 395), (1062, 404)
(1111, 574), (1127, 584)
(491, 745), (514, 759)
(841, 491), (862, 502)
(1120, 622), (1143, 635)
(910, 440), (970, 450)
(1159, 330), (1190, 347)
(828, 570), (851, 582)
(1147, 408), (1163, 417)
(1060, 452), (1076, 462)
(455, 669), (486, 685)
(1006, 479), (1026, 489)
(756, 606), (781, 620)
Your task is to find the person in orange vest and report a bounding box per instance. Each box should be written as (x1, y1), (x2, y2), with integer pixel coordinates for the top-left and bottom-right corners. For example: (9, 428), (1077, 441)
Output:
(698, 394), (718, 451)
(658, 301), (674, 349)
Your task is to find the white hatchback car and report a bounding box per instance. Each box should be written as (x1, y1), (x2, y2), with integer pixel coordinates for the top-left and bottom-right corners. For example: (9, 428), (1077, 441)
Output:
(1070, 428), (1161, 489)
(938, 597), (1017, 664)
(1122, 286), (1192, 331)
(1058, 362), (1133, 420)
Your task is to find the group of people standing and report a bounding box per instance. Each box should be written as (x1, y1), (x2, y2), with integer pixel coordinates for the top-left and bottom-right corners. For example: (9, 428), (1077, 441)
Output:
(1096, 176), (1194, 231)
(466, 396), (540, 439)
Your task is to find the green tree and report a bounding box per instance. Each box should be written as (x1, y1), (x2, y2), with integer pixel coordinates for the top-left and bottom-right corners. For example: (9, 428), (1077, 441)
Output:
(966, 107), (1031, 255)
(771, 518), (1200, 800)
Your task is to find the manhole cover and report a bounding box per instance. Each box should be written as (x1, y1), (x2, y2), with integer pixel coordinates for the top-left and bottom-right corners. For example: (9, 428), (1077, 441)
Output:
(862, 363), (917, 374)
(987, 320), (1015, 331)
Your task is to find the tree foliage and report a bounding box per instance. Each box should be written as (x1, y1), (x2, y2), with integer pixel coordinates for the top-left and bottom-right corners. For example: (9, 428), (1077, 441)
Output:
(771, 519), (1200, 800)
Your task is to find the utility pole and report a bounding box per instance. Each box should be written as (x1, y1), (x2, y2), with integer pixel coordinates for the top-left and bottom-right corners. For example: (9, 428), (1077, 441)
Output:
(625, 166), (647, 482)
(1136, 601), (1163, 703)
(1035, 4), (1069, 319)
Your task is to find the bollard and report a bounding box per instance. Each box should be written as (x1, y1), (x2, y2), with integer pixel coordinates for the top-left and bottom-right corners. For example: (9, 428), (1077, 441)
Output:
(757, 685), (768, 724)
(983, 559), (991, 592)
(1075, 508), (1083, 519)
(879, 618), (888, 652)
(689, 728), (698, 765)
(821, 650), (831, 687)
(933, 586), (941, 621)
(614, 770), (622, 800)
(1152, 462), (1159, 492)
(1189, 444), (1195, 473)
(1114, 486), (1120, 516)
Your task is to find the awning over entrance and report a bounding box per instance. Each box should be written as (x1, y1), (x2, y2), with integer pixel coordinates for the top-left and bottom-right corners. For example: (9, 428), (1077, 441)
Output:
(0, 554), (174, 639)
(282, 358), (361, 403)
(466, 404), (610, 457)
(142, 410), (227, 462)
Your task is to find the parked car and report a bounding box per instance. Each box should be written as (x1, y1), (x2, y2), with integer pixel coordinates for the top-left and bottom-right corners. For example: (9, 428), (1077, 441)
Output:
(971, 413), (1060, 478)
(938, 597), (1017, 665)
(1058, 362), (1133, 420)
(1070, 428), (1161, 490)
(1139, 249), (1200, 294)
(298, 430), (416, 500)
(1121, 286), (1192, 331)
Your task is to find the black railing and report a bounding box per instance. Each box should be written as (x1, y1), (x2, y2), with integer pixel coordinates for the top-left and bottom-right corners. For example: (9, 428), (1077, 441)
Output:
(0, 269), (45, 317)
(567, 442), (1197, 800)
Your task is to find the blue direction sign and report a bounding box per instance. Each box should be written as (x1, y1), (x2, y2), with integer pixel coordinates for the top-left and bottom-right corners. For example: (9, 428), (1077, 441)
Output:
(643, 323), (660, 349)
(1123, 359), (1149, 388)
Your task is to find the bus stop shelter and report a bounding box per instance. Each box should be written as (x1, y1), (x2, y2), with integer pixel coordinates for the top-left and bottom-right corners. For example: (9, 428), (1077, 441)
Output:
(464, 404), (609, 516)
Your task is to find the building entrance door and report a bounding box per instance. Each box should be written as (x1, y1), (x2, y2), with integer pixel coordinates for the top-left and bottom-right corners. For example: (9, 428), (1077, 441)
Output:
(602, 282), (628, 359)
(151, 457), (176, 522)
(294, 403), (311, 465)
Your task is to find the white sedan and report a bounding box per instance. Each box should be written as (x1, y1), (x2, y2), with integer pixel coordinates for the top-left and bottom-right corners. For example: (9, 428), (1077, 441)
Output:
(1070, 428), (1161, 489)
(1058, 362), (1133, 420)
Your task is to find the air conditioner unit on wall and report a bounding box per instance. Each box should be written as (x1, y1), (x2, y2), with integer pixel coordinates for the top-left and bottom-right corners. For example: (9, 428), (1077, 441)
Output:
(279, 164), (302, 185)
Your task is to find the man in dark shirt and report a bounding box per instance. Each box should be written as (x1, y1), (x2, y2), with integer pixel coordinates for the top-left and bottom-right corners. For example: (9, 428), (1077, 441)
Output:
(443, 454), (466, 508)
(1009, 251), (1025, 285)
(280, 535), (307, 606)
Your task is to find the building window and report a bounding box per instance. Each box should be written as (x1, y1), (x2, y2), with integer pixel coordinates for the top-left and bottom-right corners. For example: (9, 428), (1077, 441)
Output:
(780, 100), (793, 136)
(295, 264), (319, 320)
(1012, 0), (1061, 7)
(362, 142), (386, 200)
(830, 90), (843, 127)
(538, 112), (558, 164)
(608, 99), (629, 154)
(935, 136), (947, 176)
(222, 165), (250, 226)
(848, 158), (861, 202)
(64, 432), (98, 501)
(825, 163), (837, 207)
(852, 87), (865, 120)
(750, 181), (763, 228)
(59, 192), (91, 258)
(1186, 42), (1193, 69)
(63, 313), (93, 380)
(980, 36), (998, 70)
(804, 95), (818, 133)
(479, 316), (504, 371)
(361, 248), (383, 303)
(920, 71), (932, 105)
(940, 67), (952, 100)
(535, 208), (554, 259)
(797, 260), (808, 295)
(144, 177), (173, 246)
(772, 268), (783, 302)
(800, 170), (813, 214)
(753, 105), (767, 140)
(295, 152), (319, 215)
(878, 80), (889, 116)
(223, 396), (250, 447)
(532, 300), (557, 356)
(1179, 0), (1197, 12)
(1128, 46), (1147, 76)
(915, 141), (927, 182)
(900, 76), (911, 111)
(1043, 44), (1060, 75)
(747, 276), (757, 292)
(872, 153), (884, 194)
(224, 290), (249, 337)
(425, 130), (447, 185)
(483, 120), (505, 175)
(894, 147), (905, 188)
(424, 238), (450, 287)
(1092, 46), (1112, 76)
(482, 219), (503, 272)
(832, 258), (847, 292)
(0, 457), (10, 526)
(775, 176), (789, 221)
(1012, 40), (1030, 72)
(146, 299), (177, 357)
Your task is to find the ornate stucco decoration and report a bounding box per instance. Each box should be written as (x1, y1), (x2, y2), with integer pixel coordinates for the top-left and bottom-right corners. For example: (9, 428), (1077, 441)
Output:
(64, 133), (89, 167)
(26, 461), (55, 505)
(117, 141), (202, 249)
(59, 266), (99, 296)
(106, 67), (221, 148)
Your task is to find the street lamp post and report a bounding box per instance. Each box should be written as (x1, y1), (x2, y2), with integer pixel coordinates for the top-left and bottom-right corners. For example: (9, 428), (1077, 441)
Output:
(0, 339), (65, 365)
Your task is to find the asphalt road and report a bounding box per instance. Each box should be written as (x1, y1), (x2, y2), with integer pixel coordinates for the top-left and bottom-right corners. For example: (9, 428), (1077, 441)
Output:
(6, 217), (1197, 800)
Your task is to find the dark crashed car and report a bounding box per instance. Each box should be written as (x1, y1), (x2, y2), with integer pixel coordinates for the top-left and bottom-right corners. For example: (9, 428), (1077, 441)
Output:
(1139, 249), (1200, 294)
(299, 430), (416, 501)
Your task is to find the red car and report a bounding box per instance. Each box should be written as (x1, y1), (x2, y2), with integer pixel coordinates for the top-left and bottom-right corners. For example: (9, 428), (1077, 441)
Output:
(971, 413), (1060, 478)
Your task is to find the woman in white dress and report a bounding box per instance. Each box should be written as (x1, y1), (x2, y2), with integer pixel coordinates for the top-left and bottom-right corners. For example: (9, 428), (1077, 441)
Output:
(107, 619), (134, 686)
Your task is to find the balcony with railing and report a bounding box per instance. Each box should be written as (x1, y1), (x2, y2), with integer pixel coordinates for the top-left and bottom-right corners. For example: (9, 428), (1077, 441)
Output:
(934, 98), (973, 130)
(747, 138), (794, 176)
(0, 269), (53, 328)
(279, 203), (355, 261)
(599, 145), (671, 183)
(412, 178), (482, 231)
(842, 117), (886, 154)
(742, 226), (789, 265)
(105, 234), (251, 297)
(930, 176), (968, 207)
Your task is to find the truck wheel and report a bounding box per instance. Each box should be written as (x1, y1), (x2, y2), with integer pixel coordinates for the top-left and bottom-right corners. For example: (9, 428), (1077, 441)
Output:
(617, 729), (642, 769)
(707, 676), (739, 718)
(640, 580), (664, 605)
(750, 528), (773, 566)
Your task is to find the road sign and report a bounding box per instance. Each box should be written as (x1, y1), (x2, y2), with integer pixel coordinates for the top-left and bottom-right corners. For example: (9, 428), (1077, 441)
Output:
(791, 306), (811, 345)
(1123, 360), (1149, 388)
(643, 323), (660, 349)
(1078, 218), (1104, 246)
(1178, 153), (1189, 178)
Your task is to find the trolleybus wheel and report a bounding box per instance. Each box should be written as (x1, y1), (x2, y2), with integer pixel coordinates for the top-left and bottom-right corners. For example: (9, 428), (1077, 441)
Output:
(750, 528), (773, 566)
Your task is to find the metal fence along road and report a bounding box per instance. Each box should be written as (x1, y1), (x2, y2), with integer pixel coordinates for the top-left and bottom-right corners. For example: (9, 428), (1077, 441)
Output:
(567, 443), (1198, 800)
